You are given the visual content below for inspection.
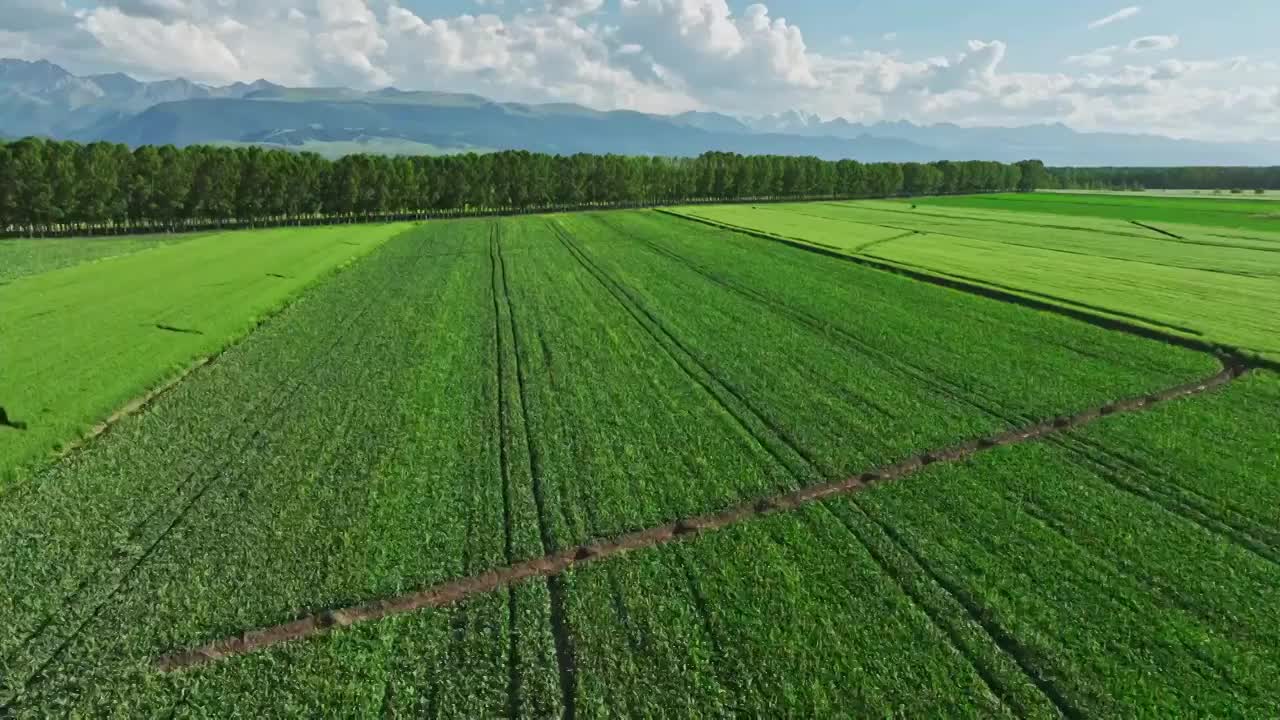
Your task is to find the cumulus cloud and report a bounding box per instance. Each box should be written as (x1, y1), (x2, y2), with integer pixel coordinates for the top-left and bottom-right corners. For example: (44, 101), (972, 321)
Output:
(615, 0), (818, 100)
(80, 7), (243, 81)
(1087, 6), (1141, 30)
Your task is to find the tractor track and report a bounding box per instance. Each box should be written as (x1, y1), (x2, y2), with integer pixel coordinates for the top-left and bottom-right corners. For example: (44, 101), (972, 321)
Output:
(493, 227), (580, 719)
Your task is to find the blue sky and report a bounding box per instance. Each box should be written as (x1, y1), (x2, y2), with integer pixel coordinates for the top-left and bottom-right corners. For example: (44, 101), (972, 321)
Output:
(7, 1), (1279, 139)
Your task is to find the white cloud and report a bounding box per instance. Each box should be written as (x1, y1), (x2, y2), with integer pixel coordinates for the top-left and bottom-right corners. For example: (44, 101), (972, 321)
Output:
(1087, 6), (1141, 30)
(80, 7), (243, 82)
(381, 5), (695, 112)
(617, 0), (818, 97)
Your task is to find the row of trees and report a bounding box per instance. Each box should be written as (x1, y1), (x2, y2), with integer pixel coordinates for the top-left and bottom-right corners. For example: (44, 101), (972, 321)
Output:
(1045, 166), (1280, 191)
(0, 137), (1046, 236)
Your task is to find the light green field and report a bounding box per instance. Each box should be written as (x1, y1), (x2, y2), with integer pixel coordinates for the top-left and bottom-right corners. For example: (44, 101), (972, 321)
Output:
(670, 199), (1280, 362)
(916, 192), (1280, 233)
(1045, 188), (1280, 201)
(0, 233), (211, 283)
(0, 223), (410, 485)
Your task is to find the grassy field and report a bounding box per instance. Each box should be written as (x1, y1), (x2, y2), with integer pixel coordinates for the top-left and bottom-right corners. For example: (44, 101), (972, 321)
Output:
(671, 199), (1280, 362)
(1, 210), (1277, 716)
(1044, 189), (1280, 201)
(919, 191), (1280, 233)
(0, 223), (409, 486)
(0, 233), (210, 283)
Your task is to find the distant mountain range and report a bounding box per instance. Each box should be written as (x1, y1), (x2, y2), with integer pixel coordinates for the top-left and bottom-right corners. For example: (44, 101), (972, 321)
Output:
(2, 58), (1276, 165)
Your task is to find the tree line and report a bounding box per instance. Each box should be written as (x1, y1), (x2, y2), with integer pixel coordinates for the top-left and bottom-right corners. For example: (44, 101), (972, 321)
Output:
(0, 136), (1045, 236)
(1045, 166), (1280, 192)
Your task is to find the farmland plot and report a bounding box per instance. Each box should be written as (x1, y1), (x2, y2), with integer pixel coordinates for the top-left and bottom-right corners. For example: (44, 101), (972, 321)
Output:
(671, 200), (1280, 361)
(0, 233), (211, 283)
(0, 211), (1272, 716)
(922, 191), (1280, 234)
(568, 370), (1280, 718)
(0, 222), (563, 715)
(0, 223), (410, 486)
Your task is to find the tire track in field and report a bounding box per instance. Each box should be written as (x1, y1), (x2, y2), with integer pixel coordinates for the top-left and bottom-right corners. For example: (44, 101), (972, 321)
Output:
(550, 222), (818, 482)
(566, 225), (830, 479)
(557, 219), (1074, 716)
(1129, 220), (1185, 240)
(1066, 432), (1279, 543)
(504, 232), (653, 689)
(487, 225), (525, 719)
(811, 504), (1074, 718)
(1047, 434), (1280, 568)
(1, 238), (424, 709)
(152, 361), (1251, 673)
(594, 214), (1041, 434)
(851, 230), (921, 254)
(1012, 491), (1275, 694)
(553, 219), (817, 703)
(493, 227), (579, 720)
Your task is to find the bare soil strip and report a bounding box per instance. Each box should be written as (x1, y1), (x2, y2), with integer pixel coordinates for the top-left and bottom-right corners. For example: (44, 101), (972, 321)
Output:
(155, 359), (1250, 672)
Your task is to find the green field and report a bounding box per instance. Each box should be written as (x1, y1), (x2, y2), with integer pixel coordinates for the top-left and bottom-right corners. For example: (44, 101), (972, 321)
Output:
(0, 233), (210, 283)
(1, 199), (1277, 716)
(1044, 189), (1280, 201)
(671, 199), (1280, 362)
(0, 223), (409, 485)
(919, 191), (1280, 233)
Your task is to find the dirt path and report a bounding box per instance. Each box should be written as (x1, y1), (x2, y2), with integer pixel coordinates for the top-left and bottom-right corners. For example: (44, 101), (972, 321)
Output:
(155, 358), (1252, 672)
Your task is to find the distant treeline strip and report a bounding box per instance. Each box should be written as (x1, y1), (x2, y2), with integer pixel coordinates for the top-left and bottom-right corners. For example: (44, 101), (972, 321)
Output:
(0, 136), (1045, 237)
(1046, 166), (1280, 192)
